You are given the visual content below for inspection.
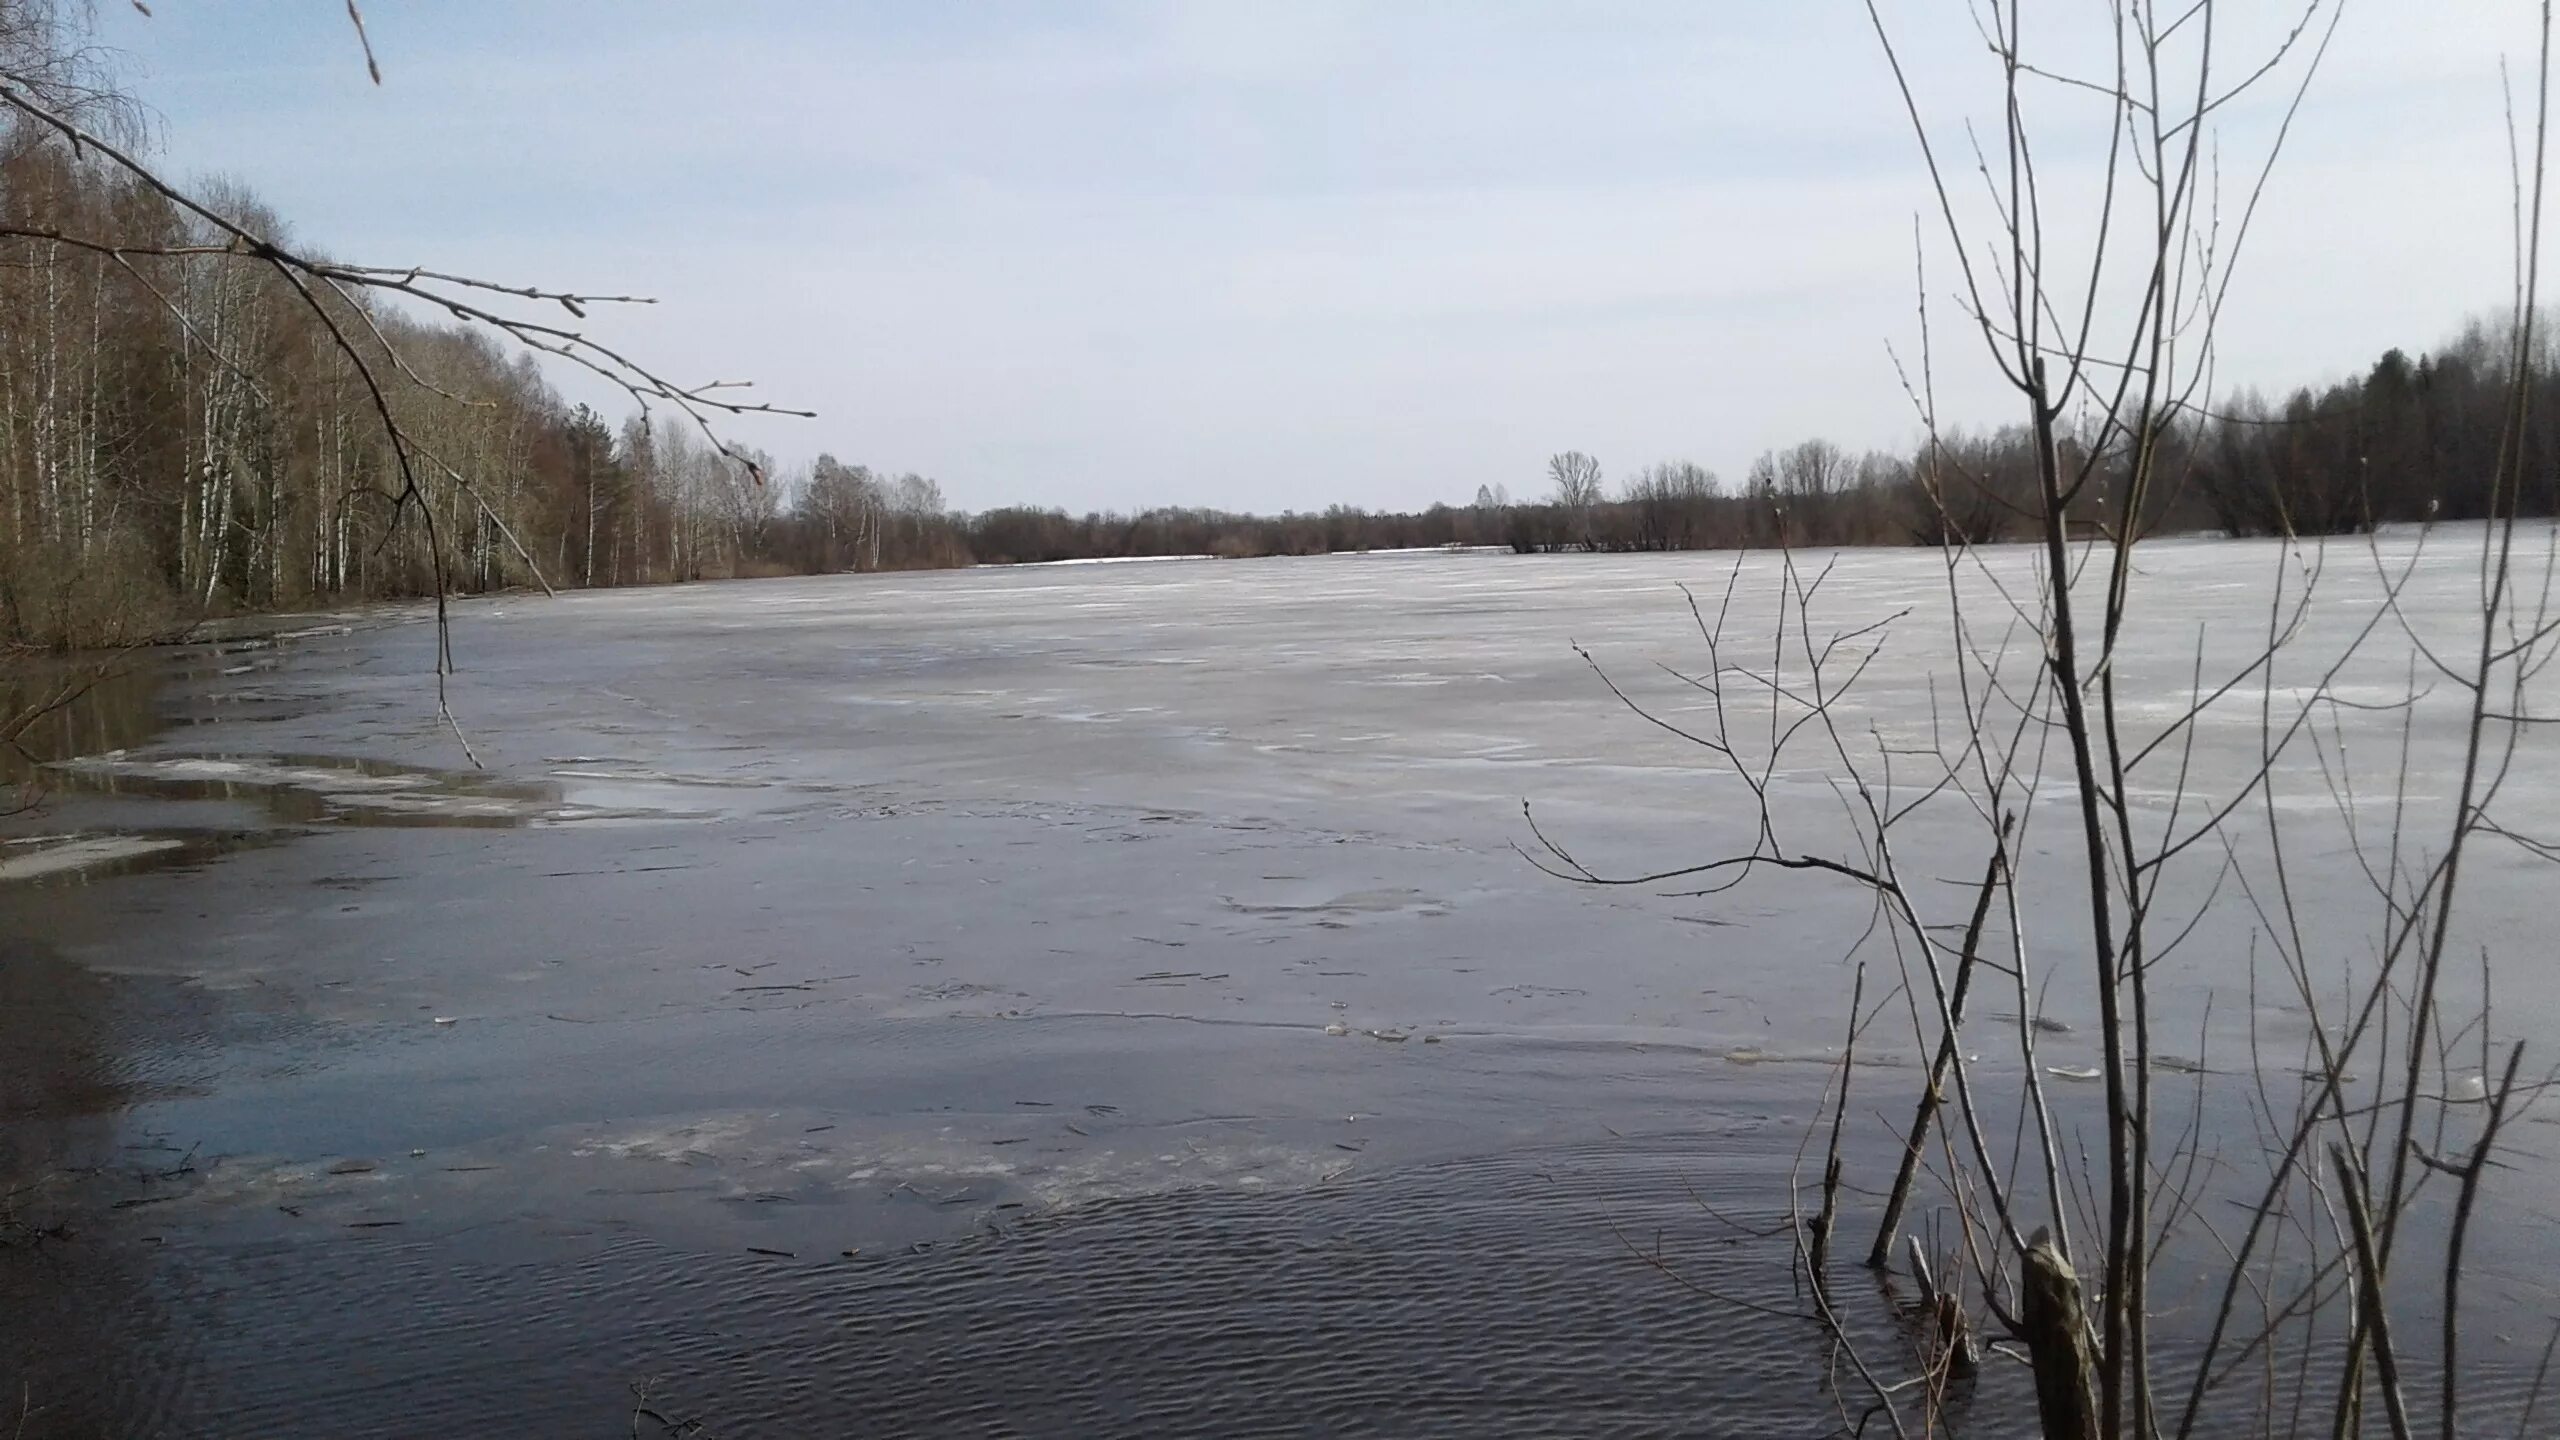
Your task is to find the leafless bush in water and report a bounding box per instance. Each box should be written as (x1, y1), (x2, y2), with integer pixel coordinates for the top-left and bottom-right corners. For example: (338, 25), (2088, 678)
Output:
(1533, 3), (2560, 1434)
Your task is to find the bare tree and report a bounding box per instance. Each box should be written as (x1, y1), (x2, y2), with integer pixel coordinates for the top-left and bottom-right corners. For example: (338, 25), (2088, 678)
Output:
(1547, 450), (1605, 550)
(1622, 461), (1719, 551)
(1530, 3), (2560, 1436)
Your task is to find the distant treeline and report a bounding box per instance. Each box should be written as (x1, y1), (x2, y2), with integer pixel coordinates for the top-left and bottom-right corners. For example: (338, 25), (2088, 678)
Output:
(5, 51), (2557, 646)
(820, 329), (2560, 570)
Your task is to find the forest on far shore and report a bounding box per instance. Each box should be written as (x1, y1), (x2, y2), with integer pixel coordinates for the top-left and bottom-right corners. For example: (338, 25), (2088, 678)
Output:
(7, 14), (2559, 648)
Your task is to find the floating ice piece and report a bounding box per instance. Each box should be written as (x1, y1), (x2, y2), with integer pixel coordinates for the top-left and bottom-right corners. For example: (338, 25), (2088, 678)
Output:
(0, 833), (186, 882)
(2046, 1065), (2103, 1081)
(56, 754), (434, 793)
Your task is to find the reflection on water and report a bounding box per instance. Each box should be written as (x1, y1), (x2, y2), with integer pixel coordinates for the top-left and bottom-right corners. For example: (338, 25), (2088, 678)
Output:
(3, 632), (339, 788)
(0, 942), (140, 1144)
(0, 652), (165, 783)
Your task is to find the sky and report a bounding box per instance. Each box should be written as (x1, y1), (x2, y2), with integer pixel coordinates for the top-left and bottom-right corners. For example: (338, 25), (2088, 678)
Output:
(86, 2), (2542, 515)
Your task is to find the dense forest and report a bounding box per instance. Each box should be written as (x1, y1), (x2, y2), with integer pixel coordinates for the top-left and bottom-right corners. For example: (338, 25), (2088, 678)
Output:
(4, 5), (2557, 650)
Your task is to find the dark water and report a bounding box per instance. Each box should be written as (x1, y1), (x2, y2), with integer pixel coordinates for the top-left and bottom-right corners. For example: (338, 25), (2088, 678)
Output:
(2, 653), (162, 773)
(4, 1136), (1939, 1438)
(0, 635), (1928, 1436)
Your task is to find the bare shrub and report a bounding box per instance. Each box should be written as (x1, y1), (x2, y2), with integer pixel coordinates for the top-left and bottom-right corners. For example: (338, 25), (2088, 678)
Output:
(1534, 4), (2560, 1435)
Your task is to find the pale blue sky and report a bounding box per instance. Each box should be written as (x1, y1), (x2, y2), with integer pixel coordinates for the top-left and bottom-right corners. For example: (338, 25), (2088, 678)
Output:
(97, 2), (2535, 513)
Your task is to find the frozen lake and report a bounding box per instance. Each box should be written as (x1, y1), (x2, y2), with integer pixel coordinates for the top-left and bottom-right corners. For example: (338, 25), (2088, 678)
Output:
(4, 536), (2556, 1434)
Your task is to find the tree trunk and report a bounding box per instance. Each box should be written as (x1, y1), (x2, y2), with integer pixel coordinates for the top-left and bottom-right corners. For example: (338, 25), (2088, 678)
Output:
(2020, 1229), (2099, 1440)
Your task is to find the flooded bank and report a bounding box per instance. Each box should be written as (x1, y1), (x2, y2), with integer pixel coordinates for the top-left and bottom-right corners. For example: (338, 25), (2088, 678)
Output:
(1, 631), (348, 884)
